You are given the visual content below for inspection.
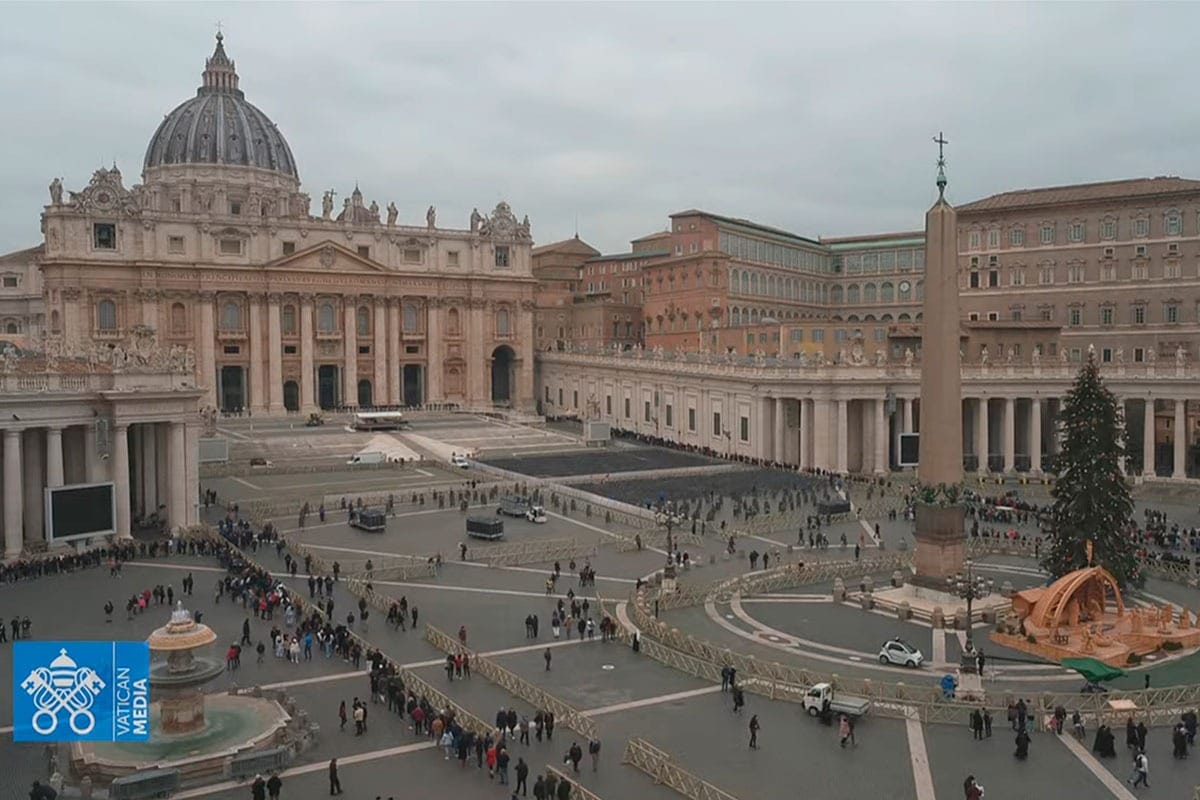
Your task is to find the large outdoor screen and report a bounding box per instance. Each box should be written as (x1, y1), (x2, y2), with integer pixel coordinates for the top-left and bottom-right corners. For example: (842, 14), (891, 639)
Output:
(45, 482), (116, 541)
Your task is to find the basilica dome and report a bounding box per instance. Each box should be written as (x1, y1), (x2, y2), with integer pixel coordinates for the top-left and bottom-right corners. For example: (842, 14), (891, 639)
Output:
(142, 34), (299, 181)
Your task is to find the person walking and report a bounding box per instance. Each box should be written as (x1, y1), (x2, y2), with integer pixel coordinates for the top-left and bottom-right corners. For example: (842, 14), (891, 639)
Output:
(1129, 750), (1149, 788)
(838, 715), (852, 748)
(963, 775), (984, 800)
(251, 775), (266, 800)
(338, 701), (347, 732)
(567, 742), (583, 773)
(748, 715), (760, 749)
(266, 773), (282, 800)
(971, 708), (984, 741)
(544, 647), (552, 671)
(328, 759), (342, 796)
(515, 757), (529, 796)
(588, 738), (601, 771)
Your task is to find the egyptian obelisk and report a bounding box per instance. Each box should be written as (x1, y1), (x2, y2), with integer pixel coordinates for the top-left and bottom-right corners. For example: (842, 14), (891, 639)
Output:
(912, 133), (966, 586)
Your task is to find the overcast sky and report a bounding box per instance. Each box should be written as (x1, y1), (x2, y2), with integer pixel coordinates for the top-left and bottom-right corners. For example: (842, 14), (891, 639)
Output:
(3, 2), (1198, 254)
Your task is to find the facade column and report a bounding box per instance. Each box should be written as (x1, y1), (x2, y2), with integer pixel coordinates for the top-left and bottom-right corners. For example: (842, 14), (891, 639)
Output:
(1030, 397), (1043, 474)
(267, 294), (283, 412)
(139, 424), (156, 515)
(467, 299), (485, 406)
(977, 397), (989, 472)
(813, 399), (831, 471)
(112, 424), (131, 539)
(1173, 398), (1187, 478)
(874, 398), (887, 475)
(343, 295), (359, 407)
(23, 428), (44, 544)
(835, 398), (849, 474)
(373, 298), (388, 406)
(299, 295), (315, 412)
(248, 294), (266, 413)
(427, 299), (443, 404)
(773, 397), (785, 464)
(387, 299), (402, 406)
(4, 429), (23, 558)
(83, 424), (99, 483)
(46, 426), (65, 489)
(516, 299), (534, 411)
(1003, 396), (1016, 472)
(197, 291), (217, 409)
(168, 422), (186, 533)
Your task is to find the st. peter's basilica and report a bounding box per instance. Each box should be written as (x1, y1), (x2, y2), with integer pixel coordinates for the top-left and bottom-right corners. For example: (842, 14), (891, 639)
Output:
(28, 33), (536, 414)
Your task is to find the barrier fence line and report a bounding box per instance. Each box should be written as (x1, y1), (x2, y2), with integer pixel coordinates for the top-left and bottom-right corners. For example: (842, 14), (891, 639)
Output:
(211, 529), (497, 740)
(543, 765), (605, 800)
(423, 625), (598, 740)
(459, 537), (599, 567)
(615, 530), (703, 553)
(621, 738), (740, 800)
(965, 536), (1198, 586)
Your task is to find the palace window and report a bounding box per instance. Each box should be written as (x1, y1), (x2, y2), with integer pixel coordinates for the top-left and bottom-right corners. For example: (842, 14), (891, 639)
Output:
(447, 250), (460, 267)
(1068, 308), (1082, 326)
(1134, 218), (1149, 237)
(2, 274), (18, 288)
(93, 223), (116, 250)
(170, 303), (187, 333)
(1039, 224), (1055, 245)
(403, 303), (419, 333)
(403, 248), (421, 264)
(969, 271), (980, 289)
(1132, 305), (1146, 325)
(356, 306), (370, 336)
(220, 301), (242, 331)
(1166, 213), (1182, 236)
(1068, 222), (1084, 243)
(357, 246), (371, 259)
(1101, 307), (1114, 325)
(282, 241), (296, 256)
(282, 304), (297, 334)
(1132, 262), (1147, 280)
(1009, 227), (1025, 247)
(1039, 265), (1055, 285)
(712, 411), (721, 436)
(168, 236), (185, 254)
(987, 229), (1000, 249)
(494, 246), (511, 269)
(230, 201), (242, 216)
(318, 302), (336, 332)
(968, 231), (981, 250)
(1165, 261), (1181, 279)
(739, 416), (750, 442)
(447, 307), (461, 336)
(219, 238), (243, 256)
(1067, 265), (1084, 284)
(1102, 219), (1117, 240)
(1165, 304), (1179, 324)
(1011, 268), (1026, 286)
(1101, 263), (1117, 282)
(688, 408), (696, 432)
(496, 307), (511, 337)
(97, 299), (117, 331)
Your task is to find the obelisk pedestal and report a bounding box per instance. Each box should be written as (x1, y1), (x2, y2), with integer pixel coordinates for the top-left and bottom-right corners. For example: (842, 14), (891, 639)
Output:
(912, 140), (966, 589)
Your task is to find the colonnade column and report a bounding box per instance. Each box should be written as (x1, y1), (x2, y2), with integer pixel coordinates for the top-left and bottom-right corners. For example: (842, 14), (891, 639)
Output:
(874, 398), (887, 475)
(343, 295), (358, 407)
(977, 397), (989, 472)
(1173, 399), (1187, 479)
(812, 399), (831, 471)
(373, 298), (388, 406)
(835, 399), (849, 474)
(4, 429), (23, 558)
(197, 291), (216, 409)
(168, 422), (187, 533)
(1029, 397), (1043, 474)
(1003, 397), (1016, 473)
(248, 294), (265, 413)
(46, 426), (65, 489)
(112, 424), (131, 539)
(800, 399), (813, 470)
(299, 295), (315, 412)
(773, 397), (785, 464)
(387, 299), (401, 406)
(267, 294), (283, 412)
(1144, 399), (1156, 477)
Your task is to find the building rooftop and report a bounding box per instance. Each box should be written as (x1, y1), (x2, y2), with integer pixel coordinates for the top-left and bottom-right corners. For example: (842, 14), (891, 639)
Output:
(956, 176), (1200, 214)
(585, 249), (670, 264)
(0, 244), (44, 265)
(670, 209), (823, 248)
(822, 231), (924, 250)
(630, 230), (670, 243)
(531, 235), (599, 257)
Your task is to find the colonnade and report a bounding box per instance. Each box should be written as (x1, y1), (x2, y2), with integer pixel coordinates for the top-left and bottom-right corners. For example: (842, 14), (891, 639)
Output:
(1, 421), (193, 558)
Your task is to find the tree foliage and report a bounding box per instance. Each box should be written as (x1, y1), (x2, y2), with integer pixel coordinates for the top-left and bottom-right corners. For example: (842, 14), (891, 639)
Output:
(1041, 349), (1140, 587)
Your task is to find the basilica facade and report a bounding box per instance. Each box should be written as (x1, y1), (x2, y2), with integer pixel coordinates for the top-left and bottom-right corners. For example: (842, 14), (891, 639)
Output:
(35, 34), (536, 415)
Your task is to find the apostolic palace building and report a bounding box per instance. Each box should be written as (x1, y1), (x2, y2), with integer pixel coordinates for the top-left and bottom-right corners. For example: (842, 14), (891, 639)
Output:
(5, 34), (1200, 557)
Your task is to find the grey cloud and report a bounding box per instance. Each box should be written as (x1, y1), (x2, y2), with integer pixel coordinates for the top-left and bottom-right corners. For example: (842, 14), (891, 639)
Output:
(1, 2), (1198, 253)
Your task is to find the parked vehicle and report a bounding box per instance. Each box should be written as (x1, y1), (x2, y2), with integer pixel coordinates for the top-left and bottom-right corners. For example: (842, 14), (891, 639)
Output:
(347, 451), (385, 465)
(878, 637), (924, 668)
(451, 454), (470, 468)
(351, 411), (409, 431)
(305, 412), (325, 427)
(802, 683), (871, 718)
(350, 508), (387, 532)
(525, 505), (547, 523)
(498, 495), (534, 517)
(466, 517), (504, 540)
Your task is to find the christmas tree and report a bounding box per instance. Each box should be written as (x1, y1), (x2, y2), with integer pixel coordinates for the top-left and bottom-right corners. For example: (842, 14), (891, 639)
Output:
(1042, 347), (1140, 587)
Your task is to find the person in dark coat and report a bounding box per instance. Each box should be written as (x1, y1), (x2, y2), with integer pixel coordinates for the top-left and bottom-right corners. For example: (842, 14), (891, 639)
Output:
(266, 774), (282, 800)
(1014, 728), (1030, 760)
(555, 778), (571, 800)
(515, 758), (530, 795)
(970, 708), (984, 740)
(1126, 717), (1138, 750)
(328, 759), (342, 795)
(250, 776), (266, 800)
(531, 775), (545, 800)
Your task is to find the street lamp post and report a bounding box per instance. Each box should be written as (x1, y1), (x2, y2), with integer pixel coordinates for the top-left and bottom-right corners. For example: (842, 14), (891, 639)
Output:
(946, 558), (994, 672)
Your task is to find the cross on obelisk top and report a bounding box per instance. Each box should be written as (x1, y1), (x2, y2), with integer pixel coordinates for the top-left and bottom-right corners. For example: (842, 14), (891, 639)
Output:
(933, 131), (949, 198)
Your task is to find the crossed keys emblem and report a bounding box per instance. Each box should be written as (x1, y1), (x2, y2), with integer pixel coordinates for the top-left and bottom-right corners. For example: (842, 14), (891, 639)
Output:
(21, 648), (107, 735)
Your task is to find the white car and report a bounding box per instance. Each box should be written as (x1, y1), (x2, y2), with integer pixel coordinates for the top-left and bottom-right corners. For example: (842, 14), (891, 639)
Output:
(450, 454), (470, 468)
(878, 638), (924, 668)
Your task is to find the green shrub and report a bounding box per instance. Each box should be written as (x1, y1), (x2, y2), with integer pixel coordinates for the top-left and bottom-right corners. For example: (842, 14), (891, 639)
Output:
(1163, 641), (1183, 652)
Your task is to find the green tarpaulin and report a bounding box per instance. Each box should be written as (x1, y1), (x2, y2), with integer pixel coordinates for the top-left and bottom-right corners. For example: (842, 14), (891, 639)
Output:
(1062, 657), (1126, 683)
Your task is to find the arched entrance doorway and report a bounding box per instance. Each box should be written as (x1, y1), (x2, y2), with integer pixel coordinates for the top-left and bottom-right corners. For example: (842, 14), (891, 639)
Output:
(491, 345), (515, 405)
(357, 379), (373, 408)
(283, 381), (300, 412)
(219, 366), (246, 412)
(317, 365), (339, 409)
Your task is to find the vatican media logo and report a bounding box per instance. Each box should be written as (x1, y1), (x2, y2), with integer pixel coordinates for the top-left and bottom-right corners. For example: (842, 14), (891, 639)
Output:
(13, 642), (150, 742)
